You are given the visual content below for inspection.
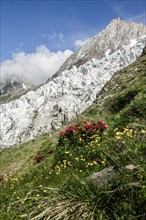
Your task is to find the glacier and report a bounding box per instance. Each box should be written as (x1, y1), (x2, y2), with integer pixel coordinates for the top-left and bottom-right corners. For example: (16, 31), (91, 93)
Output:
(0, 38), (145, 149)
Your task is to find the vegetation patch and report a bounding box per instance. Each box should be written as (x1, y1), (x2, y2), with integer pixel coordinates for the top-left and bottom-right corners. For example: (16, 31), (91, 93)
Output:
(0, 54), (146, 219)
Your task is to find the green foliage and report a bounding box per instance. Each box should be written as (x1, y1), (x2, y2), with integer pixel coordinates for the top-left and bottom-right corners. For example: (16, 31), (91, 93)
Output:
(107, 88), (139, 113)
(0, 54), (146, 219)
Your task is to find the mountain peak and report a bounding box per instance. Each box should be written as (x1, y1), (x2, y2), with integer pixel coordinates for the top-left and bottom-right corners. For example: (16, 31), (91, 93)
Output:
(110, 17), (122, 23)
(52, 19), (146, 78)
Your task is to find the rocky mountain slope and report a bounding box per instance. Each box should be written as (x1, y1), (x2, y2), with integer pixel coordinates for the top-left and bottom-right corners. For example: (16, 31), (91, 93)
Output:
(0, 19), (146, 149)
(94, 45), (146, 109)
(51, 18), (146, 79)
(0, 78), (36, 105)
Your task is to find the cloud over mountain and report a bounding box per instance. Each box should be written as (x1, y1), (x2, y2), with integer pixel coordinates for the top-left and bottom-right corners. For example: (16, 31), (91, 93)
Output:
(0, 45), (73, 85)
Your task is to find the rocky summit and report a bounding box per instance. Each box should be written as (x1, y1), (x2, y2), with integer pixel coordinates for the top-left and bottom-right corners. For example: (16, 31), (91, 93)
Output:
(0, 19), (146, 149)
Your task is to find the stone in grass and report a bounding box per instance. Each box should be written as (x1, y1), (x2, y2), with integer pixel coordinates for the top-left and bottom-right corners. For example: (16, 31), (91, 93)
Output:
(88, 165), (141, 187)
(87, 166), (118, 186)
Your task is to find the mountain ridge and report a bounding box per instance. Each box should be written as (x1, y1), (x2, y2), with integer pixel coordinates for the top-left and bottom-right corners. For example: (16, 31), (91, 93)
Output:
(50, 18), (146, 80)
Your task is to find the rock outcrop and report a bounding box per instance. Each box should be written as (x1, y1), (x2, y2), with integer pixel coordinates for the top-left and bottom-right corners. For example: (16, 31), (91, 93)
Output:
(51, 18), (146, 79)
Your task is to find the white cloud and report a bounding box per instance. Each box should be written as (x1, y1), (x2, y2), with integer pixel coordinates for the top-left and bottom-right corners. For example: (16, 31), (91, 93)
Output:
(43, 32), (65, 43)
(0, 45), (73, 85)
(74, 39), (88, 49)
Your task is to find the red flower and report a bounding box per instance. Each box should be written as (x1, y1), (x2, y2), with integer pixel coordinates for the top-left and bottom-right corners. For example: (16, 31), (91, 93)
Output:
(89, 127), (94, 132)
(66, 126), (75, 133)
(60, 131), (66, 136)
(99, 120), (107, 129)
(84, 124), (91, 129)
(34, 155), (44, 163)
(95, 125), (100, 129)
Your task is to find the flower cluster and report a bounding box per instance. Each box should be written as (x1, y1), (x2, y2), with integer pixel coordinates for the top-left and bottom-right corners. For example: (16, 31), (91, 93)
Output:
(34, 155), (44, 163)
(58, 120), (107, 149)
(60, 120), (107, 137)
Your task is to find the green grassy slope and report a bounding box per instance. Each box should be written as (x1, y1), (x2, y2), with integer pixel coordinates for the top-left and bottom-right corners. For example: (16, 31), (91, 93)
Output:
(0, 52), (146, 220)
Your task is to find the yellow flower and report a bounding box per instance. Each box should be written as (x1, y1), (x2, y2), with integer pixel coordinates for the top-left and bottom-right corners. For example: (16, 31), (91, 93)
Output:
(68, 161), (71, 166)
(65, 151), (70, 154)
(20, 214), (27, 218)
(39, 185), (42, 188)
(101, 161), (105, 165)
(141, 129), (146, 134)
(43, 190), (47, 193)
(55, 165), (61, 174)
(93, 161), (97, 165)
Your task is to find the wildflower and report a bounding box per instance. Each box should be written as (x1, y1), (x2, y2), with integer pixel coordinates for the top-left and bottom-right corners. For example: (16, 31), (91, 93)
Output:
(34, 155), (44, 163)
(60, 131), (66, 136)
(95, 125), (100, 129)
(99, 120), (107, 129)
(101, 160), (106, 165)
(20, 214), (27, 218)
(68, 161), (71, 166)
(66, 126), (75, 133)
(43, 189), (47, 192)
(55, 165), (61, 174)
(89, 127), (94, 132)
(65, 151), (70, 154)
(39, 185), (42, 188)
(84, 123), (91, 129)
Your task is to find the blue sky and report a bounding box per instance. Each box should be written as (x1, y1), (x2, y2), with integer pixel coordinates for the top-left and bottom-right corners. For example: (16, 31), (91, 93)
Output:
(0, 0), (146, 84)
(1, 0), (146, 61)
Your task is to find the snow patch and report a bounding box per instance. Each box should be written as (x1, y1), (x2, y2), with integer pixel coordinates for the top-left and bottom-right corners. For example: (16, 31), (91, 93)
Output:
(105, 49), (111, 56)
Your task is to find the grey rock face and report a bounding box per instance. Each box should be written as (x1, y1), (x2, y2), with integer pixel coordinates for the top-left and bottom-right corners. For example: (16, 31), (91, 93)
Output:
(52, 18), (146, 79)
(87, 166), (116, 185)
